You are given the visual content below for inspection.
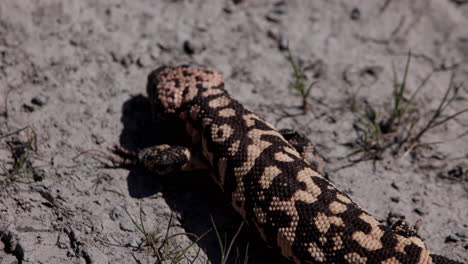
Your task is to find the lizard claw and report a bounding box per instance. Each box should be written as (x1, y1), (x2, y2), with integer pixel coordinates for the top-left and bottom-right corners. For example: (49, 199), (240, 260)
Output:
(107, 145), (139, 167)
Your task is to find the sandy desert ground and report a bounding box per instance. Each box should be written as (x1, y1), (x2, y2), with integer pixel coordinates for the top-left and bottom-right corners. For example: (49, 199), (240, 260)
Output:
(0, 0), (467, 263)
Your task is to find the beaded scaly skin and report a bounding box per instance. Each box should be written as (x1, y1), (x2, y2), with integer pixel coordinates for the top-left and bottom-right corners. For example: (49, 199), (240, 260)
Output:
(125, 65), (461, 264)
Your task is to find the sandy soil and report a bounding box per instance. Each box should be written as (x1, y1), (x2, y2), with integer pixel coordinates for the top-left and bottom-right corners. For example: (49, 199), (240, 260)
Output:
(0, 1), (467, 263)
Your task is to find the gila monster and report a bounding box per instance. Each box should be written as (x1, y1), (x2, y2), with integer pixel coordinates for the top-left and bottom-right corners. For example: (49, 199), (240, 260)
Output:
(114, 65), (462, 264)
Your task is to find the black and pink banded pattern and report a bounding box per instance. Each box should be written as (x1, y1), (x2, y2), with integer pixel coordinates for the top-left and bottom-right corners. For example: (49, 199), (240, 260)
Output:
(144, 65), (461, 264)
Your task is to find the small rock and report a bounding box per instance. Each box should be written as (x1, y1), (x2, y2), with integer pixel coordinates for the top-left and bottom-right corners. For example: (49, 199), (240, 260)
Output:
(232, 0), (243, 4)
(390, 182), (399, 190)
(183, 40), (195, 55)
(390, 197), (400, 203)
(33, 168), (46, 182)
(413, 208), (425, 216)
(31, 96), (46, 106)
(447, 165), (465, 180)
(445, 234), (459, 243)
(350, 7), (361, 20)
(278, 36), (289, 51)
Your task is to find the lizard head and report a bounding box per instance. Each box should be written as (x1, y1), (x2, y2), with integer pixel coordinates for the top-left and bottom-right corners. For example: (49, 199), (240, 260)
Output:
(146, 65), (224, 120)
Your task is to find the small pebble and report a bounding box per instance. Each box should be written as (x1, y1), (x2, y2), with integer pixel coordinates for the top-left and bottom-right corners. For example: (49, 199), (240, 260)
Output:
(33, 168), (46, 182)
(413, 208), (425, 216)
(447, 166), (464, 179)
(31, 96), (46, 106)
(390, 197), (399, 203)
(183, 40), (195, 55)
(390, 182), (399, 190)
(350, 7), (361, 20)
(445, 234), (459, 243)
(278, 36), (289, 51)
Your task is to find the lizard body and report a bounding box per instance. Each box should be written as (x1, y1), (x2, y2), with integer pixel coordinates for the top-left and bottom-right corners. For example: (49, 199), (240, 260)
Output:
(121, 65), (461, 264)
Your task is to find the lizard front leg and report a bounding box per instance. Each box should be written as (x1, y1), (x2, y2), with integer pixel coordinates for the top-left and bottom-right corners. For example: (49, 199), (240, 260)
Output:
(111, 144), (197, 175)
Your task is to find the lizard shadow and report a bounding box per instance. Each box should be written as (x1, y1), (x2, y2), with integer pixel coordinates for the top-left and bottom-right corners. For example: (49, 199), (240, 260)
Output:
(118, 95), (289, 264)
